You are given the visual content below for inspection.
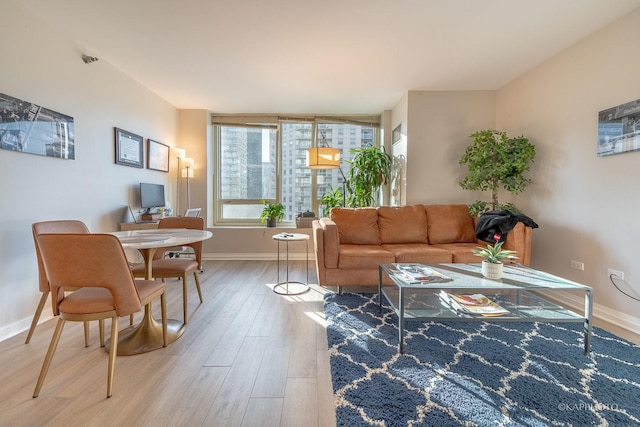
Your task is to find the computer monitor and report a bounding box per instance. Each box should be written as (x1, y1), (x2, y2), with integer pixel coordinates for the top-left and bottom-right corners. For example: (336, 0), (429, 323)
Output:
(140, 182), (165, 213)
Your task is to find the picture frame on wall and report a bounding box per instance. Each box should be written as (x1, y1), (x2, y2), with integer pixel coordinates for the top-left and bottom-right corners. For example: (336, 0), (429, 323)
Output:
(115, 127), (143, 168)
(0, 91), (75, 159)
(147, 139), (170, 172)
(598, 98), (640, 157)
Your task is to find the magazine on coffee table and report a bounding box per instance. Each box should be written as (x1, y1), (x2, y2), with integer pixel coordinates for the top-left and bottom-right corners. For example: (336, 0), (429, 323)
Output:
(439, 291), (510, 316)
(392, 263), (453, 284)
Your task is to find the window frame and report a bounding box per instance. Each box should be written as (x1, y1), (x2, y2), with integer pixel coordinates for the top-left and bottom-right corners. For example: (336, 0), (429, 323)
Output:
(211, 114), (380, 226)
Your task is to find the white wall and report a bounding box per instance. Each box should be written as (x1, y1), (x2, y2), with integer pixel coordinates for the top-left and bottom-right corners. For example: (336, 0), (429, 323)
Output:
(405, 90), (496, 205)
(497, 8), (640, 329)
(0, 2), (177, 340)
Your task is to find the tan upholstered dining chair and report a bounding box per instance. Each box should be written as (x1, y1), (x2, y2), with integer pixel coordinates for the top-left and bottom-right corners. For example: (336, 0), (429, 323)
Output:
(28, 220), (96, 345)
(130, 216), (204, 324)
(32, 233), (167, 398)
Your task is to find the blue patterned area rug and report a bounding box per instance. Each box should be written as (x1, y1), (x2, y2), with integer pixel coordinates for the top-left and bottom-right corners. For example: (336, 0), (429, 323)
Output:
(324, 293), (640, 427)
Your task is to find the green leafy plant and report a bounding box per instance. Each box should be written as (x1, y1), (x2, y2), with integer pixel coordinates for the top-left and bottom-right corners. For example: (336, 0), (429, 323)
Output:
(260, 200), (285, 224)
(347, 146), (392, 207)
(471, 241), (518, 264)
(459, 129), (535, 215)
(467, 201), (522, 217)
(320, 186), (344, 216)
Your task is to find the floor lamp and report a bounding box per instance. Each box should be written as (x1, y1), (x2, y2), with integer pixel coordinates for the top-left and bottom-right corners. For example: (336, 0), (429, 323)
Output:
(174, 148), (186, 215)
(182, 158), (194, 210)
(306, 136), (347, 205)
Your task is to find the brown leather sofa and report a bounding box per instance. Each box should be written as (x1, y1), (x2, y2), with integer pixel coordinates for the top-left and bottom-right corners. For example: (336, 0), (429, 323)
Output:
(312, 204), (534, 289)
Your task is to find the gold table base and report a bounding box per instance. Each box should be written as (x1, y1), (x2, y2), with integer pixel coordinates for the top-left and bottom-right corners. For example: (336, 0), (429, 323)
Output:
(107, 304), (185, 356)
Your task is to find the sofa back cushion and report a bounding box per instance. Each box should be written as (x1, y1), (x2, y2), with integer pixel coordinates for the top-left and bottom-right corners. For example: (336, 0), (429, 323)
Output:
(424, 204), (476, 244)
(378, 205), (428, 244)
(330, 208), (380, 245)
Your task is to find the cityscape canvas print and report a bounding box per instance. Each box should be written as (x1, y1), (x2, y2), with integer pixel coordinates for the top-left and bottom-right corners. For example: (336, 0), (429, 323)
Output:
(598, 98), (640, 157)
(0, 92), (75, 159)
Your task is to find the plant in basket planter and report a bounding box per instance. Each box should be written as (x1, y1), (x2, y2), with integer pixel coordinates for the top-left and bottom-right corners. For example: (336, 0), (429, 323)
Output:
(471, 241), (518, 279)
(260, 200), (285, 227)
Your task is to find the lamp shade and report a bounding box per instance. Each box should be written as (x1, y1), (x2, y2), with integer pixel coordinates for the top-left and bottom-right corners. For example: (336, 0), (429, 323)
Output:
(181, 167), (194, 178)
(174, 148), (186, 159)
(182, 157), (194, 169)
(306, 147), (340, 169)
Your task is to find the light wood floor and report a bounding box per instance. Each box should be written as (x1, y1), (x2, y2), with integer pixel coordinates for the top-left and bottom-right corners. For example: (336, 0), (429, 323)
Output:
(0, 260), (337, 427)
(1, 260), (638, 427)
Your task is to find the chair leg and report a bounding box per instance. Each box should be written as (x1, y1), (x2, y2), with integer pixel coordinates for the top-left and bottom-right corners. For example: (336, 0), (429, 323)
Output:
(83, 321), (90, 347)
(182, 274), (188, 324)
(33, 318), (65, 398)
(194, 271), (203, 303)
(107, 317), (119, 398)
(25, 292), (49, 344)
(129, 314), (134, 326)
(160, 293), (167, 347)
(99, 319), (105, 347)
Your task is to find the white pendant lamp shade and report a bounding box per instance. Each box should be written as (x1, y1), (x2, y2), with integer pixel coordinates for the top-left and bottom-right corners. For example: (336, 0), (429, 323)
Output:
(306, 147), (341, 169)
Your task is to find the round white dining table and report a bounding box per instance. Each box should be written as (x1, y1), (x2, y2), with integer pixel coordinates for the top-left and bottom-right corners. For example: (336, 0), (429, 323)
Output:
(111, 228), (213, 355)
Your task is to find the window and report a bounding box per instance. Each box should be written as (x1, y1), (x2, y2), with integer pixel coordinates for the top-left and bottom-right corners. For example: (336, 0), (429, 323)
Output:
(212, 115), (380, 225)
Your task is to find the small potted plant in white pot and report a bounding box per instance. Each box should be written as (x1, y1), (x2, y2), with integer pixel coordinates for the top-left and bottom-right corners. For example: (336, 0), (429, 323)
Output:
(471, 241), (518, 279)
(260, 200), (285, 227)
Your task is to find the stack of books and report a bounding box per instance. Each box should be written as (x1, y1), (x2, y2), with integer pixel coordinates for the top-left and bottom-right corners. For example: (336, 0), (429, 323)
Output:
(439, 291), (510, 317)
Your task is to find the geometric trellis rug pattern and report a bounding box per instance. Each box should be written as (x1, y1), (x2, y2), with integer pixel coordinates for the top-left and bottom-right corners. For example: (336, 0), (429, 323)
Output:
(324, 293), (640, 427)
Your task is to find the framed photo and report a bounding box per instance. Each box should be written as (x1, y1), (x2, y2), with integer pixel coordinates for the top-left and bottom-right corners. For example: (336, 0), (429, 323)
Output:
(147, 139), (170, 172)
(115, 127), (143, 168)
(0, 91), (75, 159)
(598, 98), (640, 157)
(392, 123), (402, 144)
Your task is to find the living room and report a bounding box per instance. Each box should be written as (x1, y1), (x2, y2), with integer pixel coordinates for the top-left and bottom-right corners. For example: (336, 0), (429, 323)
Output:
(1, 0), (640, 425)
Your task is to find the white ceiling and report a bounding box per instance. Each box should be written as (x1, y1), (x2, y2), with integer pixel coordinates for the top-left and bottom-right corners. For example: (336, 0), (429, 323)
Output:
(18, 0), (640, 114)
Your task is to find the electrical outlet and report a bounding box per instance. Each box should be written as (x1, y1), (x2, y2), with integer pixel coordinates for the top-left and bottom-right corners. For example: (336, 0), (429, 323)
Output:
(608, 269), (624, 280)
(570, 260), (584, 271)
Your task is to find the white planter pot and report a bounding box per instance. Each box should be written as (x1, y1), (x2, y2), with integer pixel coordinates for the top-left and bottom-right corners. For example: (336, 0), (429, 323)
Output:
(482, 261), (503, 280)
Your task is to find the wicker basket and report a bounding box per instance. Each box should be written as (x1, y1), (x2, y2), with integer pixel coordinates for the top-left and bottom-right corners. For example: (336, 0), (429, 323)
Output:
(295, 216), (317, 228)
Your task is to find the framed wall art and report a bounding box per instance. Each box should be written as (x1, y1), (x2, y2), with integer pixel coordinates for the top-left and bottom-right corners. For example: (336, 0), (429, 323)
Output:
(147, 139), (169, 172)
(115, 127), (143, 168)
(598, 99), (640, 157)
(0, 92), (75, 159)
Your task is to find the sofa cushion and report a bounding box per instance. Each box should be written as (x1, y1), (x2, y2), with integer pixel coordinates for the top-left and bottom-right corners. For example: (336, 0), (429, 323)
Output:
(381, 244), (453, 264)
(338, 244), (395, 269)
(424, 204), (476, 244)
(378, 205), (428, 244)
(430, 243), (482, 263)
(330, 208), (381, 245)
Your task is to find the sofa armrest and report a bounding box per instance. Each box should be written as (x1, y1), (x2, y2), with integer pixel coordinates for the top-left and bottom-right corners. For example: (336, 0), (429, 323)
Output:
(316, 218), (339, 268)
(502, 222), (533, 266)
(472, 217), (533, 266)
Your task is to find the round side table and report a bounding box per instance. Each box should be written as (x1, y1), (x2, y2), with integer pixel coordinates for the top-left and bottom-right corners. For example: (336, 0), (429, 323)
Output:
(272, 232), (310, 295)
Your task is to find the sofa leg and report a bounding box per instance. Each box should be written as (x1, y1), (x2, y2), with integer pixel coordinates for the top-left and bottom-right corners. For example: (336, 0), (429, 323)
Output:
(338, 286), (342, 295)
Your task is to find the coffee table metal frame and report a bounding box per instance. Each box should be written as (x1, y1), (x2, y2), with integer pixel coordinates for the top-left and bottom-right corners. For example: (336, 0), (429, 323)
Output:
(273, 233), (310, 295)
(378, 263), (593, 354)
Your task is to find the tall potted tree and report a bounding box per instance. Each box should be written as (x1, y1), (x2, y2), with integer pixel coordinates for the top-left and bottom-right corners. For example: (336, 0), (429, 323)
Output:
(346, 146), (392, 207)
(459, 129), (536, 216)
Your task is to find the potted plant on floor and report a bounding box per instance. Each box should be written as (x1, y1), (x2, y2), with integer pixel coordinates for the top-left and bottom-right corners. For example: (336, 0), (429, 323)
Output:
(320, 186), (344, 216)
(260, 200), (285, 227)
(347, 146), (392, 207)
(471, 241), (518, 279)
(459, 129), (536, 217)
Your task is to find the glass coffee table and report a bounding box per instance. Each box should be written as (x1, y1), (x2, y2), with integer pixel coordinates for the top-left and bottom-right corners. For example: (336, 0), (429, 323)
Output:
(378, 263), (593, 354)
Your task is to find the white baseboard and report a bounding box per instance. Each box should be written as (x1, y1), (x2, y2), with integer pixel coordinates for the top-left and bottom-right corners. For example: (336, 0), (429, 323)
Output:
(543, 290), (640, 336)
(0, 306), (53, 343)
(203, 252), (311, 261)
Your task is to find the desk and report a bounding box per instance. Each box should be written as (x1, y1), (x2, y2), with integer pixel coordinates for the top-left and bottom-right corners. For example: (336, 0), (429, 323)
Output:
(272, 233), (309, 295)
(112, 228), (213, 354)
(119, 222), (159, 231)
